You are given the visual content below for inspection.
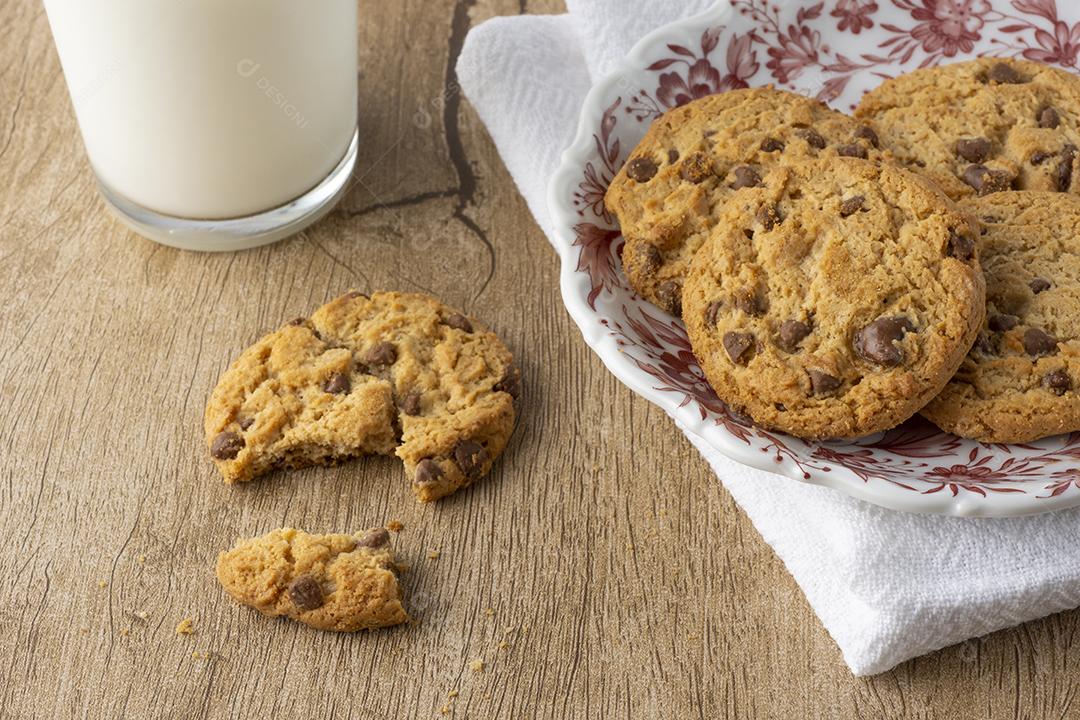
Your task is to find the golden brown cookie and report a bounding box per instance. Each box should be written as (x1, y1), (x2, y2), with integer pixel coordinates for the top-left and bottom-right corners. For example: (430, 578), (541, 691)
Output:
(216, 527), (408, 632)
(204, 291), (520, 502)
(855, 58), (1080, 200)
(683, 157), (985, 440)
(605, 87), (886, 315)
(921, 192), (1080, 442)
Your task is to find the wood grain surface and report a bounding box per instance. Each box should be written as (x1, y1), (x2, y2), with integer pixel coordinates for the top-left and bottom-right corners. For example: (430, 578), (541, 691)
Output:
(1, 0), (1077, 717)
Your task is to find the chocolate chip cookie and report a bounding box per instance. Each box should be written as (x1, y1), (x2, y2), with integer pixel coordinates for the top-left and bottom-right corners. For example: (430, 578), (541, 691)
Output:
(921, 192), (1080, 442)
(683, 157), (985, 439)
(216, 527), (408, 632)
(605, 87), (887, 316)
(855, 58), (1080, 200)
(204, 291), (520, 502)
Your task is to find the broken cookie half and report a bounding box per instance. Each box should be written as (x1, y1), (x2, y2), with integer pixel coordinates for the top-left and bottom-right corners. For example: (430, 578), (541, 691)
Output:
(204, 291), (520, 502)
(216, 527), (408, 632)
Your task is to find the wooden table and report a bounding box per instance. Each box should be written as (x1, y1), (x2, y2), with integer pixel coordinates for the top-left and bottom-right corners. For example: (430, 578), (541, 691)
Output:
(2, 1), (1077, 717)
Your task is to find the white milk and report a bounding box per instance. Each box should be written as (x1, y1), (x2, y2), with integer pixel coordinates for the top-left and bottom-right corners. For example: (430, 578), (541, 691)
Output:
(43, 0), (358, 220)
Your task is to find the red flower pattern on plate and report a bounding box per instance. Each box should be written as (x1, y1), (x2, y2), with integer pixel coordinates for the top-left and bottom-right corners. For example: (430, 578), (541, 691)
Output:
(899, 0), (993, 57)
(832, 0), (880, 34)
(563, 0), (1080, 505)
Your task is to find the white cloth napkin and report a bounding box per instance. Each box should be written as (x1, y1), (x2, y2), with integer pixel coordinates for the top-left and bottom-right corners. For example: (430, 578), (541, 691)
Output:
(457, 0), (1080, 676)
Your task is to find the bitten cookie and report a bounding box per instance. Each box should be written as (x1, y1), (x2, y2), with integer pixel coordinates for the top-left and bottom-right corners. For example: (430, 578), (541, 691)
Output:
(683, 157), (985, 440)
(204, 291), (520, 502)
(605, 87), (886, 315)
(921, 192), (1080, 442)
(216, 527), (408, 632)
(855, 58), (1080, 200)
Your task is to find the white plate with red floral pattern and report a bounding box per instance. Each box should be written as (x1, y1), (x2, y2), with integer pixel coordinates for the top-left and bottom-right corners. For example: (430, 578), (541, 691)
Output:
(548, 0), (1080, 517)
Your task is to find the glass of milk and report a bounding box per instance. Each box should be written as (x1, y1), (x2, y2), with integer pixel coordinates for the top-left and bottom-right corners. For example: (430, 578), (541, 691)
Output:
(43, 0), (358, 251)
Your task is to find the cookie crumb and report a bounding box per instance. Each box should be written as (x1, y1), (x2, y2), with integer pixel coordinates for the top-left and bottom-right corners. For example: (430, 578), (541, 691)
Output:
(498, 640), (510, 650)
(175, 618), (195, 636)
(137, 554), (147, 564)
(469, 659), (485, 673)
(427, 550), (441, 560)
(119, 628), (130, 637)
(386, 520), (404, 532)
(448, 689), (459, 698)
(439, 704), (451, 715)
(484, 607), (494, 617)
(97, 580), (108, 589)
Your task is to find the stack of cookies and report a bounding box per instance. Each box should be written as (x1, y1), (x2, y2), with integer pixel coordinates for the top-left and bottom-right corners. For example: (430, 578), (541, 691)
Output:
(606, 58), (1080, 444)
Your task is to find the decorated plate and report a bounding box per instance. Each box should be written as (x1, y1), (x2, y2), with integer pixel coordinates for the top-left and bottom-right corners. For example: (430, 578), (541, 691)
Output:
(547, 0), (1080, 517)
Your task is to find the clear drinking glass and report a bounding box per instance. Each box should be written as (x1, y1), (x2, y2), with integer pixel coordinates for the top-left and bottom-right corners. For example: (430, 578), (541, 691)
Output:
(42, 0), (359, 251)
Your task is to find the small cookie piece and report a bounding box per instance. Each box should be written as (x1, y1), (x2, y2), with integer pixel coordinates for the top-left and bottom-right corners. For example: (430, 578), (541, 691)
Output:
(605, 87), (888, 315)
(204, 292), (519, 502)
(855, 58), (1080, 199)
(921, 192), (1080, 442)
(683, 158), (985, 439)
(216, 527), (407, 632)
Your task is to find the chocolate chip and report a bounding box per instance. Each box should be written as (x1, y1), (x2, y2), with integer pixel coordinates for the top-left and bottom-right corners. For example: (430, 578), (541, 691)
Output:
(837, 144), (868, 159)
(445, 314), (473, 333)
(679, 152), (712, 184)
(287, 317), (307, 326)
(796, 128), (827, 149)
(656, 280), (682, 316)
(987, 62), (1025, 84)
(1032, 151), (1054, 166)
(730, 165), (762, 189)
(1039, 107), (1061, 129)
(778, 320), (811, 352)
(734, 288), (765, 317)
(640, 243), (662, 274)
(743, 228), (755, 240)
(626, 157), (658, 183)
(761, 137), (785, 153)
(323, 372), (351, 394)
(667, 148), (680, 164)
(1043, 369), (1071, 395)
(415, 458), (444, 485)
(807, 369), (842, 395)
(1030, 277), (1051, 294)
(756, 203), (782, 231)
(239, 417), (255, 431)
(287, 575), (325, 612)
(356, 527), (390, 548)
(364, 341), (397, 366)
(494, 365), (522, 399)
(988, 314), (1019, 332)
(854, 125), (879, 148)
(703, 129), (717, 138)
(211, 431), (244, 460)
(400, 390), (422, 416)
(704, 300), (724, 328)
(345, 290), (368, 300)
(956, 137), (991, 163)
(839, 195), (865, 217)
(1056, 144), (1076, 191)
(1023, 328), (1058, 356)
(962, 164), (1013, 196)
(947, 230), (976, 261)
(854, 317), (915, 367)
(454, 440), (489, 480)
(723, 331), (755, 365)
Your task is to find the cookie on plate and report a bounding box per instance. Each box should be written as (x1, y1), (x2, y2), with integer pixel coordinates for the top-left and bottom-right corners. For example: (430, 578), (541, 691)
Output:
(683, 157), (985, 440)
(855, 58), (1080, 200)
(921, 192), (1080, 442)
(216, 527), (408, 632)
(605, 87), (886, 315)
(204, 291), (520, 502)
